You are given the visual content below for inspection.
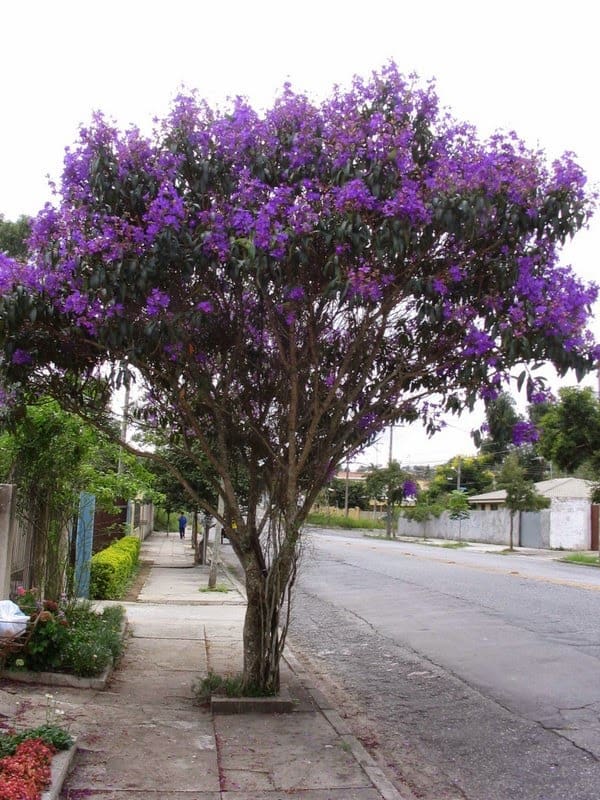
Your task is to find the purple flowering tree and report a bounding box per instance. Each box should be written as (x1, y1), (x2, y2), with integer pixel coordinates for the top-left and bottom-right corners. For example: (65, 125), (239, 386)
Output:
(0, 64), (597, 691)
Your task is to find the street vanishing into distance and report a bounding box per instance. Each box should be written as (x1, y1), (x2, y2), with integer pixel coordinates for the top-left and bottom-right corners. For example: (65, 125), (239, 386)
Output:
(288, 529), (600, 800)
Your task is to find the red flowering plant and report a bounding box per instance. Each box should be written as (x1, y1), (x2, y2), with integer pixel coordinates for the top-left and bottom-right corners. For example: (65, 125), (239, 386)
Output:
(0, 63), (597, 693)
(0, 691), (73, 800)
(0, 738), (55, 800)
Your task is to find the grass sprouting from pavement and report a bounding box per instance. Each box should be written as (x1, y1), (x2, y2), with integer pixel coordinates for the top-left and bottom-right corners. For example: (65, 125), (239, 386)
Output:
(560, 552), (600, 567)
(199, 584), (230, 592)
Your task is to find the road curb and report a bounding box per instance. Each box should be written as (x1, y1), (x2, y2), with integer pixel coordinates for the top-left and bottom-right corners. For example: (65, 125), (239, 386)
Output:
(41, 740), (78, 800)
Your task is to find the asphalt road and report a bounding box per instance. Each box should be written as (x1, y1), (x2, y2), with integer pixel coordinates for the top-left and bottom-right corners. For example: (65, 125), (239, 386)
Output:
(288, 529), (600, 800)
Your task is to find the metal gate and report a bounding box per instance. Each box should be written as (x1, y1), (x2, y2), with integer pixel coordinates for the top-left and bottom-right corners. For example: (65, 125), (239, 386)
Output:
(520, 511), (543, 548)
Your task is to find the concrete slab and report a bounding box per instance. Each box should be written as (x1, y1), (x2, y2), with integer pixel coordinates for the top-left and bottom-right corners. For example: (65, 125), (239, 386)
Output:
(215, 712), (375, 792)
(63, 714), (220, 793)
(120, 635), (207, 671)
(138, 564), (244, 605)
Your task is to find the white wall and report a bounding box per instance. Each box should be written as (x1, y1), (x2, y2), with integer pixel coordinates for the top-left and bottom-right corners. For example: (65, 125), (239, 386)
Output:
(398, 509), (513, 545)
(398, 500), (589, 550)
(548, 498), (590, 550)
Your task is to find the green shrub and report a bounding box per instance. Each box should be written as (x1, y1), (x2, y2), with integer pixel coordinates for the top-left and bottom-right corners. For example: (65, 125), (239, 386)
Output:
(89, 561), (112, 599)
(60, 601), (125, 676)
(22, 612), (70, 672)
(4, 597), (126, 677)
(90, 535), (140, 599)
(192, 671), (276, 704)
(401, 500), (444, 522)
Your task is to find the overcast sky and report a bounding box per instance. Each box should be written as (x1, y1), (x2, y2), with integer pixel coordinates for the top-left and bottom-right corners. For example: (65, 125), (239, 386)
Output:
(1, 0), (598, 466)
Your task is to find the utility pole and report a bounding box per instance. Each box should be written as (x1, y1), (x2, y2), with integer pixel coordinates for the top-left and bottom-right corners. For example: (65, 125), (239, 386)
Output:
(117, 380), (130, 475)
(456, 455), (462, 491)
(344, 458), (350, 517)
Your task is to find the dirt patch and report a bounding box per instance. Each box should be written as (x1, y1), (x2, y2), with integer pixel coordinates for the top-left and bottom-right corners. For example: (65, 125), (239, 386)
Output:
(122, 560), (153, 601)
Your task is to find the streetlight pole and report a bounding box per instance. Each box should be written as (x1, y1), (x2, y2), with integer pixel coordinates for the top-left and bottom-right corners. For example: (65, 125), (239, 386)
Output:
(117, 380), (130, 476)
(386, 425), (394, 538)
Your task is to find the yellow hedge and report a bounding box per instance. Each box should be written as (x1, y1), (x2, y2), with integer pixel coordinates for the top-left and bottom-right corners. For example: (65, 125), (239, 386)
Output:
(90, 535), (141, 599)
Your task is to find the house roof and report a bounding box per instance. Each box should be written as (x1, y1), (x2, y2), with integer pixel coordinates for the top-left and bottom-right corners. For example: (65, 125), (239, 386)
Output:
(469, 477), (593, 505)
(334, 470), (370, 482)
(468, 489), (506, 504)
(533, 477), (593, 498)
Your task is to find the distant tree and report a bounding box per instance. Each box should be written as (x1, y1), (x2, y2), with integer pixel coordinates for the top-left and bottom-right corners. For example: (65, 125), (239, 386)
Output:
(328, 477), (369, 510)
(447, 489), (471, 540)
(428, 456), (494, 499)
(411, 464), (433, 481)
(478, 392), (520, 464)
(497, 452), (550, 550)
(365, 461), (417, 537)
(537, 387), (600, 475)
(0, 215), (31, 259)
(147, 442), (218, 516)
(401, 494), (445, 525)
(515, 445), (549, 482)
(477, 391), (550, 479)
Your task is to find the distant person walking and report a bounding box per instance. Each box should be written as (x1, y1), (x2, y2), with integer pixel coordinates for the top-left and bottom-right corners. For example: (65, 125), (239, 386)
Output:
(178, 512), (187, 540)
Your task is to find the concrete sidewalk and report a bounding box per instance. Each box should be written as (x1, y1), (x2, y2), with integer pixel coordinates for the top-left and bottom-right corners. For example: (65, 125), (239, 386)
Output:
(0, 531), (404, 800)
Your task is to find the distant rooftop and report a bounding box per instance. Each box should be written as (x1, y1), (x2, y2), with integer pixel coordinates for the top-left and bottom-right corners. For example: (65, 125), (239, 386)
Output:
(469, 477), (593, 505)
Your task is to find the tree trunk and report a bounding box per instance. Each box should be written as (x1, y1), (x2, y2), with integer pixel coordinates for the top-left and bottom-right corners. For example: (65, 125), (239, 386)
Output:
(509, 511), (514, 551)
(241, 546), (297, 694)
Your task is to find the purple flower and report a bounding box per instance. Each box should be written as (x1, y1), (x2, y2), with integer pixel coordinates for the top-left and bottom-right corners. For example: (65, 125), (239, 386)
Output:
(11, 349), (32, 365)
(146, 289), (170, 316)
(286, 286), (305, 302)
(333, 179), (376, 212)
(512, 421), (539, 446)
(402, 480), (418, 499)
(432, 278), (448, 296)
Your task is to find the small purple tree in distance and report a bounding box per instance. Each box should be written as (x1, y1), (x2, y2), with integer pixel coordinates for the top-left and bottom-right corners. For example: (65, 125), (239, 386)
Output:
(0, 63), (597, 692)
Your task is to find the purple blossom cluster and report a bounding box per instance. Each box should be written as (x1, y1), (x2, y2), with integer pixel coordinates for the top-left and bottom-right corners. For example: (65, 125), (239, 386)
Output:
(402, 480), (418, 499)
(512, 420), (540, 446)
(0, 61), (597, 459)
(146, 288), (171, 317)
